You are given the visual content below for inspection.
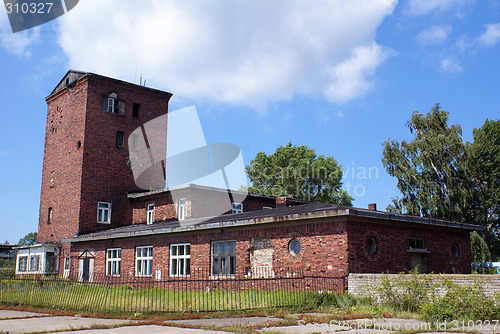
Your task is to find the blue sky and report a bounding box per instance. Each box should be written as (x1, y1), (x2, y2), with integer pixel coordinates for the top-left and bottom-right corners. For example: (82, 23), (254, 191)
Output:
(1, 0), (499, 244)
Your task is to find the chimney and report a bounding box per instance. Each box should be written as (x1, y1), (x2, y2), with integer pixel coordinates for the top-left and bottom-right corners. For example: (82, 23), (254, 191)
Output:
(368, 203), (377, 211)
(276, 196), (291, 208)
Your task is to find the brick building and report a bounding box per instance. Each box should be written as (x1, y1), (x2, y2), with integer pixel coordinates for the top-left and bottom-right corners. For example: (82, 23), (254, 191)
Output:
(16, 70), (479, 280)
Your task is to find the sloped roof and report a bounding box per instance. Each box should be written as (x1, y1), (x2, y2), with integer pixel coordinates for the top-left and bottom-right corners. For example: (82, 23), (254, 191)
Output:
(67, 202), (481, 243)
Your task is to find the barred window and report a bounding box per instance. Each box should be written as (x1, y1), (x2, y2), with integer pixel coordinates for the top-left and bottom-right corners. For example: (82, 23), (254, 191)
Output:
(212, 241), (236, 276)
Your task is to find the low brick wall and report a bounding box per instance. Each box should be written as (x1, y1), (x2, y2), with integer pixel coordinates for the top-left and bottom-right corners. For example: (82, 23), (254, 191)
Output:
(348, 273), (500, 298)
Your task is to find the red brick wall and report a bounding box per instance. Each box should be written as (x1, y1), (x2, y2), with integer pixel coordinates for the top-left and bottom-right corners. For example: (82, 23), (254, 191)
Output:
(68, 218), (472, 280)
(38, 73), (172, 244)
(78, 75), (171, 234)
(69, 219), (350, 280)
(38, 80), (88, 244)
(347, 221), (472, 274)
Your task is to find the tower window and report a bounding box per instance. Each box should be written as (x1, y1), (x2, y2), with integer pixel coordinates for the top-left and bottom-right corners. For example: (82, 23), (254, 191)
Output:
(132, 103), (140, 118)
(102, 93), (125, 115)
(97, 202), (111, 224)
(116, 131), (124, 148)
(47, 207), (53, 224)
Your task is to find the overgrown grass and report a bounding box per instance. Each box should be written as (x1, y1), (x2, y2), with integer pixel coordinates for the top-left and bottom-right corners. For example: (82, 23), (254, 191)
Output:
(373, 270), (500, 321)
(0, 278), (326, 313)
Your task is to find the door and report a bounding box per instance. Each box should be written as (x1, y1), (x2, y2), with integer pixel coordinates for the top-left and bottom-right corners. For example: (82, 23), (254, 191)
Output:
(78, 250), (94, 282)
(410, 253), (423, 273)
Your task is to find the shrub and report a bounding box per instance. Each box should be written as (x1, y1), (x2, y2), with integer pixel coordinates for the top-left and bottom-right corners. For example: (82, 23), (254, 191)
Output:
(420, 281), (500, 321)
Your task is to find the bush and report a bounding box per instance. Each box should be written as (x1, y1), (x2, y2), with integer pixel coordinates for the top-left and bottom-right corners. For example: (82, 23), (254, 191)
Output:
(377, 268), (434, 312)
(374, 271), (500, 321)
(420, 281), (499, 321)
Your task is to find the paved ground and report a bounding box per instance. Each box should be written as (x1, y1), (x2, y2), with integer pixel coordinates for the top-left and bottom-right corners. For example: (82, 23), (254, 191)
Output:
(0, 310), (49, 319)
(49, 325), (228, 334)
(165, 316), (284, 327)
(1, 309), (499, 334)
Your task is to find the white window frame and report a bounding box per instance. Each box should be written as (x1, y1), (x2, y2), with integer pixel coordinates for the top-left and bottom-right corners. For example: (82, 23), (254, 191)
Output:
(146, 203), (155, 225)
(29, 255), (40, 272)
(232, 202), (243, 214)
(136, 246), (153, 276)
(212, 240), (236, 276)
(108, 97), (115, 113)
(63, 257), (70, 276)
(18, 256), (28, 272)
(106, 248), (121, 276)
(178, 198), (186, 221)
(170, 243), (191, 277)
(97, 202), (111, 224)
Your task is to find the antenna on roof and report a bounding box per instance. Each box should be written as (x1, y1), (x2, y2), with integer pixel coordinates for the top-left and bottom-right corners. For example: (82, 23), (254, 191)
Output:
(140, 74), (142, 86)
(143, 79), (147, 87)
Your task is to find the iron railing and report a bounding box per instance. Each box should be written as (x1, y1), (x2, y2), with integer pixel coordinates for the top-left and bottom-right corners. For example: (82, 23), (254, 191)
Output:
(0, 267), (346, 313)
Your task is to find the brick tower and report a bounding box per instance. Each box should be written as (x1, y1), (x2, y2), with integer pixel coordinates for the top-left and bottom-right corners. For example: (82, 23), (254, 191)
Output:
(37, 71), (172, 262)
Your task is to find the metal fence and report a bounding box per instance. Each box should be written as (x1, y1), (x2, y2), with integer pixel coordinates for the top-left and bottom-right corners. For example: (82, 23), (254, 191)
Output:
(0, 268), (346, 313)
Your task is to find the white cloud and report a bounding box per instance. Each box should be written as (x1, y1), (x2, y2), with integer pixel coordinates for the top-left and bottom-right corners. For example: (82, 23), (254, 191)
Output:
(0, 9), (40, 56)
(479, 23), (500, 47)
(417, 25), (452, 45)
(440, 58), (463, 73)
(324, 42), (391, 103)
(57, 0), (396, 109)
(407, 0), (473, 16)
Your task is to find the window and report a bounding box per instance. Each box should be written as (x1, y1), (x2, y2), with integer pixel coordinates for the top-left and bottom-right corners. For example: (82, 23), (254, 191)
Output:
(212, 241), (236, 276)
(64, 257), (70, 271)
(146, 203), (155, 224)
(132, 103), (140, 118)
(289, 239), (301, 256)
(108, 97), (116, 112)
(263, 206), (273, 210)
(47, 207), (53, 224)
(97, 202), (111, 224)
(452, 244), (459, 258)
(116, 131), (124, 148)
(409, 238), (425, 250)
(18, 256), (27, 272)
(178, 198), (186, 220)
(106, 248), (121, 276)
(45, 252), (55, 273)
(170, 243), (191, 276)
(366, 237), (377, 255)
(30, 255), (40, 272)
(103, 93), (125, 115)
(232, 202), (243, 214)
(136, 246), (153, 276)
(129, 134), (139, 151)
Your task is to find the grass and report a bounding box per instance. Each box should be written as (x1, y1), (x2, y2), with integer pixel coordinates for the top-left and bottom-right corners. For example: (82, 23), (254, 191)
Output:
(0, 278), (317, 313)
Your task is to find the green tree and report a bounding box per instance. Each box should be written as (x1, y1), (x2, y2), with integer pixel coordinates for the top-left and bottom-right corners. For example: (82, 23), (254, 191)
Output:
(18, 232), (38, 246)
(470, 231), (492, 273)
(467, 119), (500, 256)
(245, 142), (353, 205)
(382, 104), (470, 221)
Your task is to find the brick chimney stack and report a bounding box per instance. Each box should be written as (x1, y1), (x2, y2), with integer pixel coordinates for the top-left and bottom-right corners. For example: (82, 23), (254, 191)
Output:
(368, 203), (377, 211)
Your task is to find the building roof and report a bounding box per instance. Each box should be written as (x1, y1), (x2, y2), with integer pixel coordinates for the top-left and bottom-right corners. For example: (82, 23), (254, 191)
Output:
(47, 70), (173, 100)
(127, 183), (307, 204)
(66, 202), (481, 243)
